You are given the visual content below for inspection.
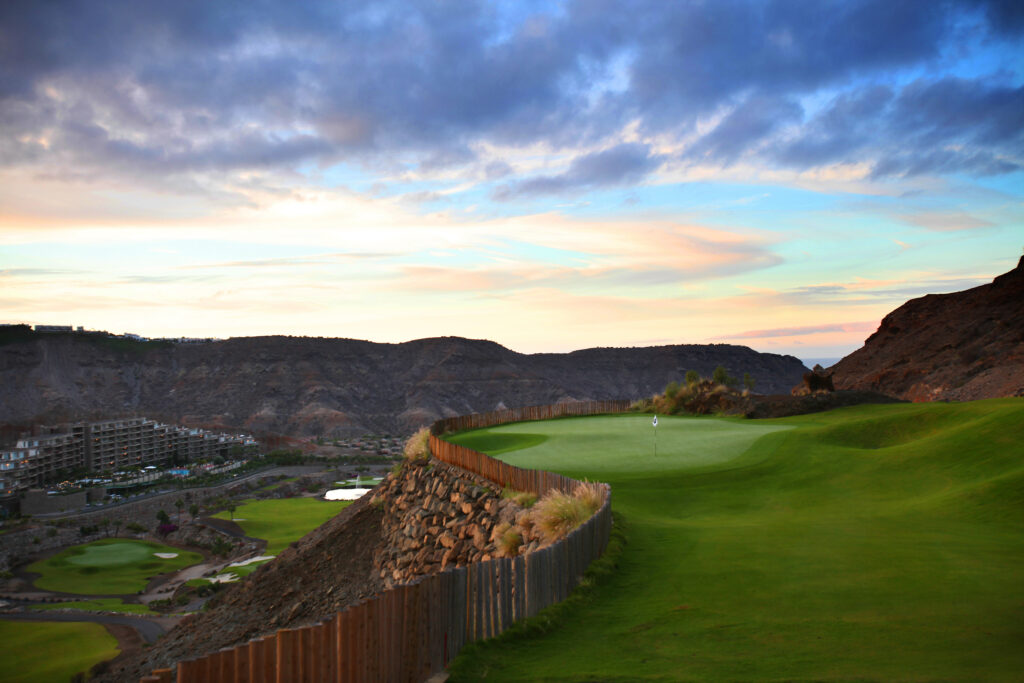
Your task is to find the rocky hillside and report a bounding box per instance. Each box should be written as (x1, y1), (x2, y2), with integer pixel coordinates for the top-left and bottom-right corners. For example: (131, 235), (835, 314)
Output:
(832, 256), (1024, 401)
(98, 495), (386, 682)
(0, 330), (807, 437)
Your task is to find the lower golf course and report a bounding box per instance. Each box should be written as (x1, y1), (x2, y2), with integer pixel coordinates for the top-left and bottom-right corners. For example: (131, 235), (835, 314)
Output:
(0, 620), (119, 683)
(445, 399), (1024, 681)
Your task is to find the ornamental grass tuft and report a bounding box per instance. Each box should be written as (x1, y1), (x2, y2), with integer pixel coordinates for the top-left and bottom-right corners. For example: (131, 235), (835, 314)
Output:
(532, 489), (592, 544)
(403, 426), (431, 463)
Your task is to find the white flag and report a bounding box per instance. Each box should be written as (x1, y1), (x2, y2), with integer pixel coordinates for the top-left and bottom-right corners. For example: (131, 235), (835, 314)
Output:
(652, 415), (658, 427)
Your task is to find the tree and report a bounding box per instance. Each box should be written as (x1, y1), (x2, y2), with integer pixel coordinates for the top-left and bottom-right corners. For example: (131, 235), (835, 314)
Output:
(189, 503), (200, 521)
(685, 370), (701, 386)
(664, 380), (680, 398)
(112, 519), (122, 537)
(156, 509), (170, 525)
(227, 500), (237, 521)
(174, 498), (185, 523)
(743, 372), (756, 391)
(712, 365), (729, 385)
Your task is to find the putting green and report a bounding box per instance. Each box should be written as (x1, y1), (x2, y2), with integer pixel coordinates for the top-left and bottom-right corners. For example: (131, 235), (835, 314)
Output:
(452, 414), (790, 477)
(27, 539), (203, 595)
(64, 541), (153, 567)
(0, 620), (119, 683)
(446, 400), (1024, 681)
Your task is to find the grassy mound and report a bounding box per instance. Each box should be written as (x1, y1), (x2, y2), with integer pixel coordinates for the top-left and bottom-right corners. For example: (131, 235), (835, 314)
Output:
(446, 399), (1024, 681)
(27, 539), (202, 595)
(0, 620), (119, 683)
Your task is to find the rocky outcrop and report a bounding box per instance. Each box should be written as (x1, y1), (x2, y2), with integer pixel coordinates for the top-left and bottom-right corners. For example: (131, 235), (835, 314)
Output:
(832, 257), (1024, 401)
(0, 330), (808, 437)
(791, 365), (835, 396)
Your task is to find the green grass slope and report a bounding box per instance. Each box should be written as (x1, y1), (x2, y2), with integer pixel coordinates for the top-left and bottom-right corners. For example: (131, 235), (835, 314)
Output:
(446, 400), (1024, 682)
(27, 539), (203, 595)
(213, 497), (350, 556)
(0, 620), (120, 683)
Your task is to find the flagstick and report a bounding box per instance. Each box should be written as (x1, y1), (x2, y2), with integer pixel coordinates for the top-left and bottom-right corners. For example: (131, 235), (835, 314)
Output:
(654, 415), (658, 457)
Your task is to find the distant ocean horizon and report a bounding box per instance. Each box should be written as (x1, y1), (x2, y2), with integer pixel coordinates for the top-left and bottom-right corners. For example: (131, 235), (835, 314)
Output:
(799, 357), (841, 370)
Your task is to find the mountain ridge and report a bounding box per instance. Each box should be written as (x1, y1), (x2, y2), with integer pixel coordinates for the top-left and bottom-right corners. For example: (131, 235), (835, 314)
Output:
(0, 331), (807, 437)
(832, 256), (1024, 401)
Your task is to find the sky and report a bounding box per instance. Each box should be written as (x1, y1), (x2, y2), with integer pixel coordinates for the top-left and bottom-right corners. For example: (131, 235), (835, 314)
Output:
(1, 0), (1022, 363)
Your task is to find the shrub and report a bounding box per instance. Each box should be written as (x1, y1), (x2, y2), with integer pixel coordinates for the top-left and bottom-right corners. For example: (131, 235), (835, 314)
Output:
(210, 537), (232, 557)
(685, 369), (701, 386)
(157, 523), (178, 537)
(515, 508), (536, 540)
(502, 487), (538, 508)
(532, 490), (592, 544)
(403, 426), (431, 463)
(572, 481), (605, 514)
(126, 522), (146, 534)
(664, 380), (680, 399)
(492, 521), (523, 557)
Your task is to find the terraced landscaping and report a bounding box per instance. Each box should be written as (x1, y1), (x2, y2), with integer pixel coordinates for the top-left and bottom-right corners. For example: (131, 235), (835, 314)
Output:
(446, 400), (1024, 681)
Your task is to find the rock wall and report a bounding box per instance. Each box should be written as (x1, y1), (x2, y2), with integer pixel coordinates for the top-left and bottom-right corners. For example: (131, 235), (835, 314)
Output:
(372, 458), (524, 587)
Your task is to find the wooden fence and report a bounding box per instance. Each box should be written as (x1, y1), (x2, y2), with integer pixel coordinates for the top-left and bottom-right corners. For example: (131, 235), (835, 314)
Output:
(145, 401), (628, 683)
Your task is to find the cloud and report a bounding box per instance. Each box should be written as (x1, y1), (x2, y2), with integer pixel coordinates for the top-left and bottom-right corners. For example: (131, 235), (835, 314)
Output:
(493, 143), (662, 199)
(1, 0), (1020, 207)
(720, 321), (877, 339)
(897, 211), (995, 231)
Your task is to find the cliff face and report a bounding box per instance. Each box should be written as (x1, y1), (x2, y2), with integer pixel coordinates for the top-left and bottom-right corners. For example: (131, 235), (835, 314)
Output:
(832, 257), (1024, 401)
(0, 332), (806, 436)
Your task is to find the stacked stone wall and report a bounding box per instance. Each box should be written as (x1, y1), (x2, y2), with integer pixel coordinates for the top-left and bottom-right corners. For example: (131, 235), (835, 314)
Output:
(373, 458), (525, 587)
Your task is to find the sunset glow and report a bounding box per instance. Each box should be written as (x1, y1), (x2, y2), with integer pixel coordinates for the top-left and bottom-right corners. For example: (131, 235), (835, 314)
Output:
(2, 1), (1021, 362)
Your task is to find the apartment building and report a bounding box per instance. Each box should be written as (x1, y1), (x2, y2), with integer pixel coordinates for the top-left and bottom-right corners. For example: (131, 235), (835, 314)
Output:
(0, 418), (254, 490)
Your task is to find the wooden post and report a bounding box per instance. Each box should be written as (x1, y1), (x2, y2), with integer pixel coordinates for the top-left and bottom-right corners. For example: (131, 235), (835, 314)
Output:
(276, 628), (295, 683)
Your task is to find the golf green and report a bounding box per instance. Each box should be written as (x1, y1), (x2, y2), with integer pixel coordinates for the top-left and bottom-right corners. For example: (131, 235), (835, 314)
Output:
(27, 538), (203, 595)
(446, 401), (1024, 681)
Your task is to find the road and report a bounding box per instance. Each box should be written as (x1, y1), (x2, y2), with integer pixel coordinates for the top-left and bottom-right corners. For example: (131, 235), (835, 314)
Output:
(0, 610), (176, 643)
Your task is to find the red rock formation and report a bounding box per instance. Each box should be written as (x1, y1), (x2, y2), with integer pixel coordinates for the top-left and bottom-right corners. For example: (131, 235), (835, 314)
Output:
(832, 257), (1024, 401)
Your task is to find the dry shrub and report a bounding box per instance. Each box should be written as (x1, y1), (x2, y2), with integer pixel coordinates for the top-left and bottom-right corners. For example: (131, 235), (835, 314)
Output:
(532, 490), (591, 544)
(515, 508), (535, 540)
(403, 426), (431, 462)
(491, 521), (523, 557)
(572, 480), (605, 515)
(501, 487), (537, 508)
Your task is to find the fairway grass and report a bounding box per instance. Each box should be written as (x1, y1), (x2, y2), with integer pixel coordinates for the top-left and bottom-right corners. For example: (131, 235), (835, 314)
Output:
(213, 497), (350, 556)
(0, 620), (119, 683)
(446, 401), (1024, 681)
(27, 539), (203, 595)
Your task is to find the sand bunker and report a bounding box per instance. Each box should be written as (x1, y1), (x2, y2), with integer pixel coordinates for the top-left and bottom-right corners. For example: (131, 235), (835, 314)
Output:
(324, 488), (371, 501)
(153, 552), (179, 559)
(209, 573), (238, 583)
(228, 556), (275, 568)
